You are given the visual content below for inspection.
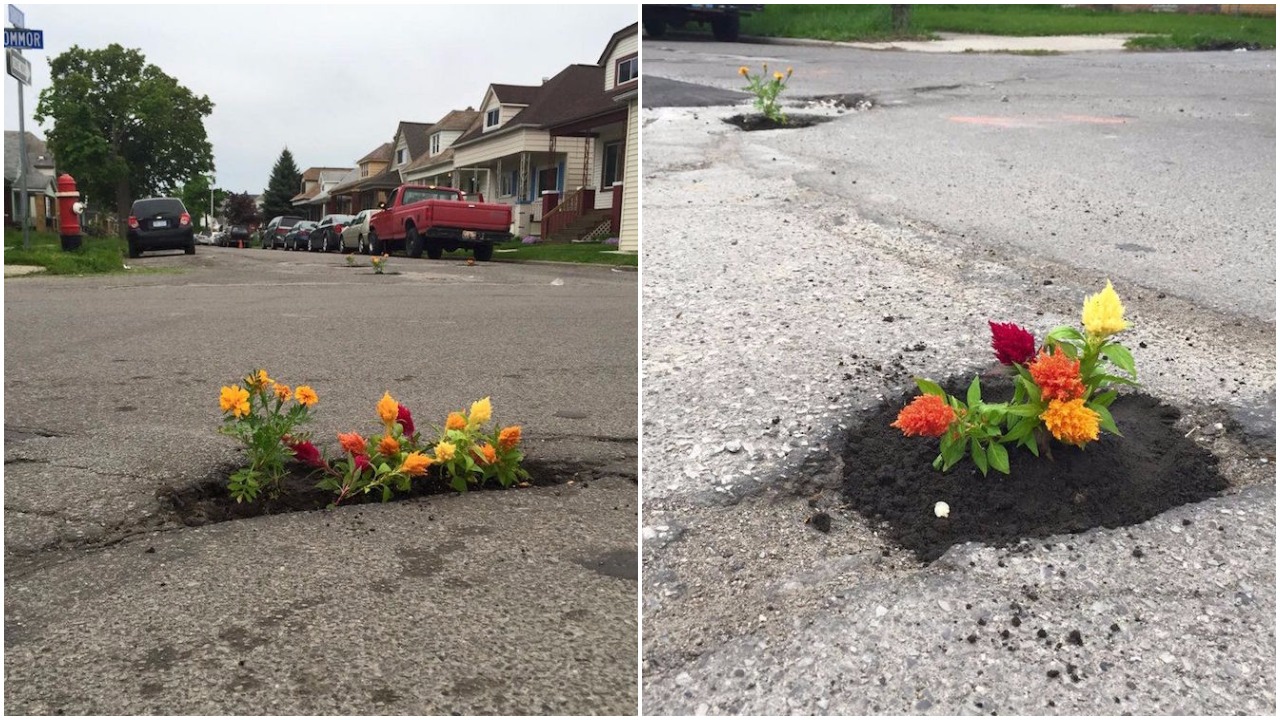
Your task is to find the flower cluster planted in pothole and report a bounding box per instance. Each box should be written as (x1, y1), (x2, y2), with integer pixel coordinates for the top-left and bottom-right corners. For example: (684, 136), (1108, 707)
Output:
(739, 63), (793, 123)
(893, 281), (1138, 475)
(219, 372), (526, 504)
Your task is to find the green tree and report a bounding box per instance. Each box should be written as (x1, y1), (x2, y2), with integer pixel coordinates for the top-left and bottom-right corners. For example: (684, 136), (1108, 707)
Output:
(179, 176), (227, 231)
(223, 192), (261, 227)
(33, 44), (214, 233)
(261, 148), (302, 220)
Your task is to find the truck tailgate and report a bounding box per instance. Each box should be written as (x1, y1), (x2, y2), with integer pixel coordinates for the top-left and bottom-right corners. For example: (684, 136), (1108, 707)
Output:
(428, 202), (511, 232)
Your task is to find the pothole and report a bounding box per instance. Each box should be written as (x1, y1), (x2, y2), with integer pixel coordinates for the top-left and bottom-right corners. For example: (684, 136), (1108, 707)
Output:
(724, 114), (839, 132)
(161, 454), (608, 527)
(840, 378), (1231, 563)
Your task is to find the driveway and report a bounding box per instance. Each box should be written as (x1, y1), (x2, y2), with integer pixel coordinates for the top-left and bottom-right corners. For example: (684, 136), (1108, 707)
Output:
(641, 40), (1275, 714)
(4, 247), (638, 714)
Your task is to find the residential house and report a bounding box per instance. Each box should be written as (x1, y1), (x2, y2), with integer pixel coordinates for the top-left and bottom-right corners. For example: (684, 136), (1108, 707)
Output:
(400, 108), (481, 187)
(544, 22), (639, 251)
(328, 142), (399, 214)
(291, 166), (354, 220)
(4, 131), (57, 230)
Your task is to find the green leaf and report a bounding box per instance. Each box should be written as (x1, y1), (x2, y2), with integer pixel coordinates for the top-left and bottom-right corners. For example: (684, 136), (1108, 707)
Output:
(1092, 390), (1118, 408)
(1045, 325), (1085, 343)
(987, 442), (1010, 474)
(1022, 434), (1040, 457)
(1100, 343), (1137, 379)
(1089, 402), (1122, 436)
(1005, 403), (1042, 418)
(967, 376), (982, 406)
(381, 485), (393, 503)
(941, 437), (965, 470)
(970, 438), (989, 475)
(915, 378), (946, 398)
(932, 454), (944, 471)
(1097, 374), (1139, 387)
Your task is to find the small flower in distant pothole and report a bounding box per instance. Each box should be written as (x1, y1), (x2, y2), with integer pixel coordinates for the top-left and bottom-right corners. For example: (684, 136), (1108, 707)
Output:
(338, 432), (366, 455)
(399, 452), (432, 477)
(446, 412), (467, 431)
(498, 425), (522, 450)
(378, 434), (401, 456)
(396, 403), (415, 436)
(294, 385), (318, 408)
(377, 392), (399, 428)
(435, 441), (457, 462)
(934, 501), (950, 518)
(272, 383), (291, 403)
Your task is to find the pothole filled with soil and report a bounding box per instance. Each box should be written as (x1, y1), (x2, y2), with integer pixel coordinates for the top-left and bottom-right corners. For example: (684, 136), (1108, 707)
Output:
(161, 455), (602, 527)
(724, 114), (838, 131)
(841, 378), (1229, 563)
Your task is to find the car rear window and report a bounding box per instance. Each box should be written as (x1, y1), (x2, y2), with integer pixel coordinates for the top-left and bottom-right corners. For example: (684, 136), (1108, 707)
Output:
(278, 216), (304, 228)
(133, 198), (186, 217)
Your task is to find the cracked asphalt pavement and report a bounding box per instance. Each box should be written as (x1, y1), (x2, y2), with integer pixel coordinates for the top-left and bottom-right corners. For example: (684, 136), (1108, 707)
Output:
(641, 39), (1275, 714)
(3, 248), (638, 714)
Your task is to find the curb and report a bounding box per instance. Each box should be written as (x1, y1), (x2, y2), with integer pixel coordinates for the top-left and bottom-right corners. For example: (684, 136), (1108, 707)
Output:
(4, 265), (46, 277)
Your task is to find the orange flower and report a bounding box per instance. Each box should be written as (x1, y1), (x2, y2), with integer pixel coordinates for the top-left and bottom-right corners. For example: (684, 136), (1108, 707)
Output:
(399, 452), (432, 477)
(338, 432), (367, 455)
(1040, 398), (1100, 447)
(378, 435), (400, 456)
(220, 385), (251, 419)
(498, 425), (522, 450)
(738, 65), (749, 76)
(295, 385), (318, 407)
(245, 369), (272, 391)
(377, 392), (398, 427)
(1028, 347), (1085, 402)
(474, 443), (498, 466)
(446, 412), (467, 431)
(891, 394), (957, 438)
(272, 383), (291, 402)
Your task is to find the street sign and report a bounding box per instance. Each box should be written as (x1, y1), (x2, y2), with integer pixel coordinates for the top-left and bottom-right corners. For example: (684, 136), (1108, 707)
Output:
(7, 47), (29, 84)
(3, 27), (41, 49)
(8, 4), (23, 28)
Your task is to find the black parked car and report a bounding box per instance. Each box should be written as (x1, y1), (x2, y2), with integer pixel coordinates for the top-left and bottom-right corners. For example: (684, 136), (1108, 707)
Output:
(126, 197), (195, 258)
(311, 213), (355, 252)
(217, 225), (251, 247)
(262, 215), (305, 249)
(284, 221), (318, 251)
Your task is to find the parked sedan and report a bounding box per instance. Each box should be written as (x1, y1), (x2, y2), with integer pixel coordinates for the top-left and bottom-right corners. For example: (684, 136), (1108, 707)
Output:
(284, 221), (318, 251)
(312, 213), (355, 252)
(126, 197), (195, 258)
(262, 215), (305, 249)
(341, 208), (383, 255)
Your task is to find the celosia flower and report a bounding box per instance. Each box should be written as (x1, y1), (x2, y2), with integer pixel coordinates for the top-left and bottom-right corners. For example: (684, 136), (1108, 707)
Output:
(1040, 398), (1100, 447)
(245, 369), (272, 391)
(988, 320), (1037, 366)
(399, 452), (432, 477)
(295, 385), (318, 408)
(353, 454), (372, 473)
(446, 412), (467, 431)
(1082, 280), (1129, 339)
(468, 397), (492, 428)
(738, 66), (749, 76)
(890, 395), (957, 438)
(498, 425), (522, 450)
(474, 443), (498, 466)
(288, 440), (326, 468)
(377, 392), (398, 428)
(435, 441), (457, 462)
(396, 404), (415, 436)
(273, 383), (291, 402)
(1028, 347), (1085, 402)
(378, 435), (400, 456)
(338, 432), (366, 455)
(220, 385), (251, 419)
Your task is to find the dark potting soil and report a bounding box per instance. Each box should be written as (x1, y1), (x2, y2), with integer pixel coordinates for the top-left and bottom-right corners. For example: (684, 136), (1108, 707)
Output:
(162, 455), (588, 527)
(724, 114), (836, 131)
(841, 379), (1228, 563)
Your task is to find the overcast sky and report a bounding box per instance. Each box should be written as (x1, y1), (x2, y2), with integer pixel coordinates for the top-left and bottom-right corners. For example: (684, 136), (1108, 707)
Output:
(5, 3), (637, 194)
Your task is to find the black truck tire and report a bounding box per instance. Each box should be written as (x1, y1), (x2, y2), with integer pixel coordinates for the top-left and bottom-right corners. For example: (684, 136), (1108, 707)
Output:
(473, 244), (494, 262)
(370, 230), (383, 256)
(426, 240), (443, 260)
(406, 226), (424, 258)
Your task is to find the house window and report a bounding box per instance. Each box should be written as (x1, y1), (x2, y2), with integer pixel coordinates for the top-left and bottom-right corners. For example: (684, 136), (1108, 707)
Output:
(361, 165), (369, 178)
(602, 142), (623, 187)
(396, 147), (407, 165)
(430, 133), (440, 155)
(485, 108), (500, 129)
(615, 55), (638, 85)
(500, 170), (518, 197)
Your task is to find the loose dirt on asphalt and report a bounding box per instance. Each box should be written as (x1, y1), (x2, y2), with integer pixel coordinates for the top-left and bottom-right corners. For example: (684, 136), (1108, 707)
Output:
(640, 63), (1275, 714)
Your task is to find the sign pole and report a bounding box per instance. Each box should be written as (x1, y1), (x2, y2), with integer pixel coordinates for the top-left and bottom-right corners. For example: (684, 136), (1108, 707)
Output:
(16, 53), (28, 249)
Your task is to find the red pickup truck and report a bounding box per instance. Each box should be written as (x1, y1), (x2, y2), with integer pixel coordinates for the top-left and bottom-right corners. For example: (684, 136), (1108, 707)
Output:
(368, 184), (513, 261)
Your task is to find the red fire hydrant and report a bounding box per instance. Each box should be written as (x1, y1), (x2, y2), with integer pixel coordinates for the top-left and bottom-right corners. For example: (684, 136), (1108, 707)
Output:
(55, 173), (84, 251)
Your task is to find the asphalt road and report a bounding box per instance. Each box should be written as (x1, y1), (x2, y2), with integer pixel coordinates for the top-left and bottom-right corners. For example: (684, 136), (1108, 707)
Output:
(4, 246), (638, 714)
(641, 39), (1275, 714)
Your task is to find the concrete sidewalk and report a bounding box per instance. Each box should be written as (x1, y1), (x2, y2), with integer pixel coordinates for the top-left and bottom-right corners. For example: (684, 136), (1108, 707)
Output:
(3, 264), (45, 277)
(745, 31), (1146, 54)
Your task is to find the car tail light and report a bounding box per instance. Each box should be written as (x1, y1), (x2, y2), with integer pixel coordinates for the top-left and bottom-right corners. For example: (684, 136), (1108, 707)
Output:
(334, 224), (344, 233)
(179, 212), (191, 226)
(128, 216), (139, 229)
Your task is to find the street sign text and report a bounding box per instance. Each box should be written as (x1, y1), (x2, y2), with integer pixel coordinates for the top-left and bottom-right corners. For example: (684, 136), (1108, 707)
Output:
(3, 27), (41, 49)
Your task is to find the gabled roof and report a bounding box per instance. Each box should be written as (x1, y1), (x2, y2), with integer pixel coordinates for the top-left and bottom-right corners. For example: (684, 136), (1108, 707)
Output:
(358, 142), (394, 165)
(4, 131), (56, 189)
(455, 64), (609, 146)
(489, 83), (540, 106)
(598, 22), (639, 65)
(394, 121), (433, 163)
(433, 108), (480, 133)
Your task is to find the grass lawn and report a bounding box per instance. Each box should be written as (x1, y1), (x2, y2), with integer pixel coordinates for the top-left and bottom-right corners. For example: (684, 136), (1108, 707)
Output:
(739, 5), (1275, 50)
(442, 241), (638, 267)
(3, 227), (131, 275)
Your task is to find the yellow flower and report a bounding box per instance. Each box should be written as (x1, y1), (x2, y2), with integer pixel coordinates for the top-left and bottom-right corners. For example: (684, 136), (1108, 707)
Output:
(1040, 398), (1100, 447)
(295, 385), (318, 408)
(245, 369), (272, 391)
(434, 441), (457, 462)
(786, 66), (794, 77)
(468, 397), (492, 428)
(272, 383), (291, 402)
(738, 65), (749, 76)
(220, 385), (251, 419)
(377, 392), (398, 427)
(446, 412), (467, 431)
(399, 452), (432, 477)
(773, 71), (783, 81)
(1082, 280), (1129, 339)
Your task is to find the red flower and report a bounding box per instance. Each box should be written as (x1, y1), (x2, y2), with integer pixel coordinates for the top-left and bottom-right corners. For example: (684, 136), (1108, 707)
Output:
(989, 320), (1036, 366)
(891, 395), (957, 438)
(353, 454), (372, 473)
(396, 403), (415, 436)
(287, 440), (326, 468)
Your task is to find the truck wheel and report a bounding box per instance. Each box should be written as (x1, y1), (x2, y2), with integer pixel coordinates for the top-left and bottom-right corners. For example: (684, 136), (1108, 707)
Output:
(358, 235), (367, 255)
(406, 227), (424, 259)
(643, 16), (666, 38)
(370, 231), (383, 256)
(473, 244), (494, 262)
(712, 14), (740, 41)
(426, 241), (444, 260)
